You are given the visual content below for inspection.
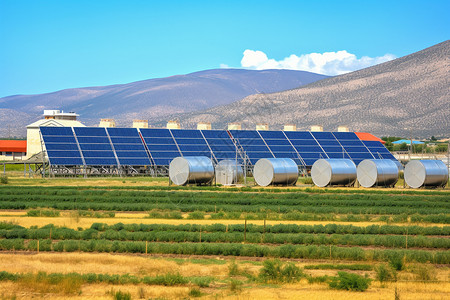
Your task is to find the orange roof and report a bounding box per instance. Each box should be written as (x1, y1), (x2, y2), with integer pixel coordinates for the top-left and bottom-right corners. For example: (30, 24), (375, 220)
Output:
(0, 140), (27, 153)
(355, 132), (385, 144)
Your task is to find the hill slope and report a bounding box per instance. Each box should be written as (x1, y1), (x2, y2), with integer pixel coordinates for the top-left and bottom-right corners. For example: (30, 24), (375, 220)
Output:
(0, 69), (328, 137)
(176, 41), (449, 137)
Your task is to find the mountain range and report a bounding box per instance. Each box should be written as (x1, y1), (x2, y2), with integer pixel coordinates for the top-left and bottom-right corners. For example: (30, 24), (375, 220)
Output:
(0, 69), (328, 137)
(1, 40), (448, 138)
(173, 40), (449, 137)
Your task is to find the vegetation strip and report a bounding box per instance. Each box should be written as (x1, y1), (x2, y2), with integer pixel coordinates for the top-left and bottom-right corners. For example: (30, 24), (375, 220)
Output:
(1, 223), (448, 249)
(0, 239), (448, 263)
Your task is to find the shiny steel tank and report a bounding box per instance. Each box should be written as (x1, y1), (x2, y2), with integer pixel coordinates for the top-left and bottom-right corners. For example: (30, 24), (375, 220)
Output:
(404, 160), (448, 188)
(215, 159), (244, 185)
(357, 159), (399, 188)
(253, 158), (298, 187)
(311, 159), (357, 187)
(169, 156), (215, 186)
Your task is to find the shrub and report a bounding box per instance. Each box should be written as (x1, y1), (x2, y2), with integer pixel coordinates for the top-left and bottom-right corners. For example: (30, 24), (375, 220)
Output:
(306, 275), (330, 284)
(0, 176), (8, 184)
(229, 278), (243, 292)
(187, 211), (205, 219)
(143, 273), (188, 286)
(191, 276), (213, 287)
(113, 290), (131, 300)
(375, 265), (396, 283)
(258, 259), (303, 283)
(389, 255), (405, 271)
(328, 272), (371, 292)
(189, 288), (202, 297)
(228, 261), (239, 276)
(411, 265), (437, 281)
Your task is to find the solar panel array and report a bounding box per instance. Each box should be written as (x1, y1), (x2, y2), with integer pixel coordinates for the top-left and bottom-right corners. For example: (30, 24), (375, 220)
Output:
(40, 127), (395, 167)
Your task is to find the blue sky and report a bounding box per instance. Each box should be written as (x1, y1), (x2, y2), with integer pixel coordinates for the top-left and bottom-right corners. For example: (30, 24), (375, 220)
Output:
(0, 0), (448, 97)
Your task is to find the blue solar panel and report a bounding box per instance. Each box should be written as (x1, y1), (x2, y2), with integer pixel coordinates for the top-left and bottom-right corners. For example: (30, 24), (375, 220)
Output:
(311, 132), (335, 140)
(45, 143), (79, 151)
(73, 127), (118, 166)
(41, 127), (399, 168)
(229, 130), (274, 164)
(171, 129), (203, 138)
(106, 128), (152, 166)
(50, 158), (84, 165)
(362, 141), (396, 160)
(169, 129), (213, 159)
(40, 127), (74, 136)
(41, 127), (84, 166)
(200, 130), (238, 162)
(332, 132), (359, 140)
(139, 129), (180, 165)
(284, 131), (314, 140)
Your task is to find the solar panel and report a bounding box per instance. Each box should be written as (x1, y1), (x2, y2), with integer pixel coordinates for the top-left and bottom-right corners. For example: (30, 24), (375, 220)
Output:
(40, 126), (398, 169)
(73, 127), (118, 166)
(229, 130), (274, 164)
(40, 127), (84, 165)
(140, 128), (181, 165)
(170, 129), (213, 158)
(201, 130), (239, 162)
(107, 128), (152, 166)
(258, 131), (303, 165)
(362, 141), (397, 160)
(331, 132), (374, 165)
(284, 131), (327, 166)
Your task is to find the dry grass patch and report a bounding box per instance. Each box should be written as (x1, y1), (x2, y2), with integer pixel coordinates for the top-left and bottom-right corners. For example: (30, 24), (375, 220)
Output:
(1, 214), (443, 230)
(0, 253), (230, 278)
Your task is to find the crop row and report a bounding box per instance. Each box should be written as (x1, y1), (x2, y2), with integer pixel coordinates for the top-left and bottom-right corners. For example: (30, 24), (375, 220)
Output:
(87, 222), (450, 236)
(4, 222), (449, 236)
(1, 224), (448, 249)
(0, 199), (448, 217)
(0, 239), (448, 263)
(2, 185), (449, 196)
(2, 187), (448, 207)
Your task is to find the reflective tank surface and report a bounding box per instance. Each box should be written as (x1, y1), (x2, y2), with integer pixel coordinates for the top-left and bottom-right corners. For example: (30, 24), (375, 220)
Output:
(357, 159), (399, 188)
(253, 158), (298, 187)
(169, 156), (215, 186)
(311, 159), (357, 187)
(215, 160), (244, 185)
(404, 160), (448, 188)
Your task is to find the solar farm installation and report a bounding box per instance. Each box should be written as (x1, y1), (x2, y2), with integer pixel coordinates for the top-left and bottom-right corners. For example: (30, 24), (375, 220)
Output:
(39, 126), (448, 189)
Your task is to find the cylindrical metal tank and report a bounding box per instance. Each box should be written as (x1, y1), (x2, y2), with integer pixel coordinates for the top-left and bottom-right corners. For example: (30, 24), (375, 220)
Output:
(404, 160), (448, 188)
(357, 159), (399, 188)
(169, 156), (215, 186)
(215, 160), (244, 185)
(311, 159), (357, 187)
(253, 158), (298, 187)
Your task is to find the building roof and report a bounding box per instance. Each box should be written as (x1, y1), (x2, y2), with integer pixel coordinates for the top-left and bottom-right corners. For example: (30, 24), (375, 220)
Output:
(27, 119), (85, 128)
(392, 139), (424, 145)
(354, 132), (385, 144)
(0, 140), (27, 152)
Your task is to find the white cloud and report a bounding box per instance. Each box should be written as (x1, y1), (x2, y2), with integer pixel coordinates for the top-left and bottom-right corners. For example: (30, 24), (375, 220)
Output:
(219, 63), (230, 68)
(235, 49), (396, 76)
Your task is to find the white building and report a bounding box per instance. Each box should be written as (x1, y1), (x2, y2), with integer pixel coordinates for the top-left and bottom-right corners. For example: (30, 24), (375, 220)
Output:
(26, 110), (85, 158)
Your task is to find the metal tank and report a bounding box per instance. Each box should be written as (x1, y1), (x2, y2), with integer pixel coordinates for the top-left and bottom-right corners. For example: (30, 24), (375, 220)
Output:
(253, 158), (298, 187)
(215, 160), (244, 185)
(357, 159), (399, 188)
(404, 160), (448, 188)
(169, 156), (215, 186)
(311, 159), (357, 187)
